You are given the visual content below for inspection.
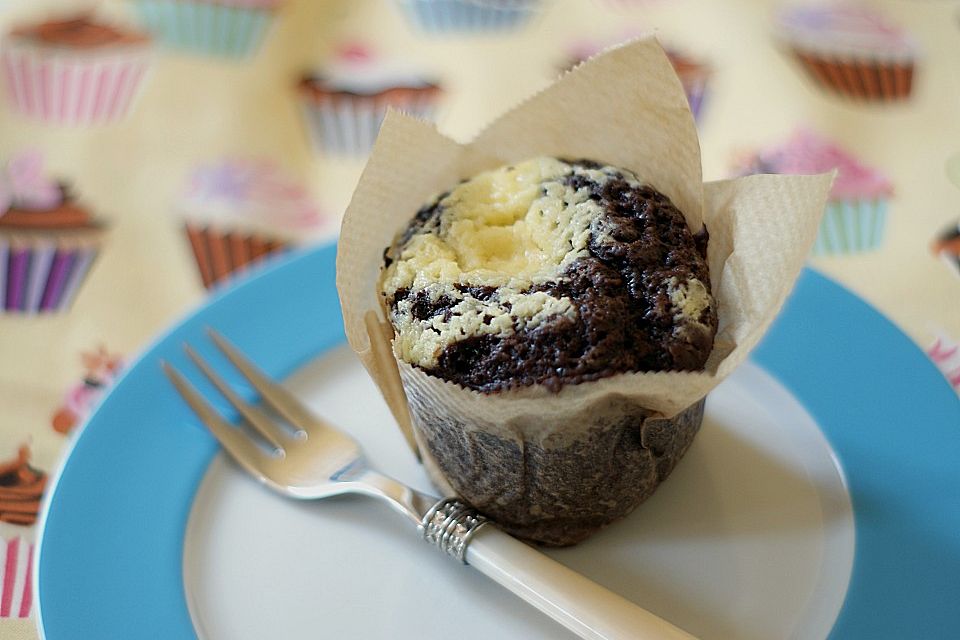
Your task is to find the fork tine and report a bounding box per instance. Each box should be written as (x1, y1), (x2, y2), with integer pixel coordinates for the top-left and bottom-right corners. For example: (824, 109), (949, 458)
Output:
(162, 361), (273, 467)
(207, 328), (323, 436)
(183, 344), (287, 453)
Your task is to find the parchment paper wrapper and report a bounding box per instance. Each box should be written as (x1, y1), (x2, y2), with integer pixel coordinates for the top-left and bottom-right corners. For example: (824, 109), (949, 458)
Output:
(336, 37), (833, 545)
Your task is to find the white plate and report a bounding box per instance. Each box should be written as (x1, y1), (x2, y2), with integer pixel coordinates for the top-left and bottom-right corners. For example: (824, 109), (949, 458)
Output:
(183, 347), (853, 640)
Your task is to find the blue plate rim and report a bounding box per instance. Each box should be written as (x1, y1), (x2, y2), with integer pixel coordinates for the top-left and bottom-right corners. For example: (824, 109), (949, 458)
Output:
(33, 243), (960, 639)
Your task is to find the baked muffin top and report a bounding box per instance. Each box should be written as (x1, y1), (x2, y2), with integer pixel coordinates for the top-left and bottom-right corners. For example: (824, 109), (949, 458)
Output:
(381, 156), (717, 392)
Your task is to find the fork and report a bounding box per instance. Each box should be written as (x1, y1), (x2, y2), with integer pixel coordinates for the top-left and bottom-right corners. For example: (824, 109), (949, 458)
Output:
(162, 329), (696, 640)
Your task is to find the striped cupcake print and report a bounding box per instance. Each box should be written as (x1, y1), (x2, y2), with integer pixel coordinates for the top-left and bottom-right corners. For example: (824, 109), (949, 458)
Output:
(184, 224), (287, 290)
(395, 0), (537, 34)
(0, 537), (33, 619)
(0, 45), (150, 125)
(133, 0), (274, 58)
(793, 52), (913, 102)
(300, 99), (438, 156)
(0, 240), (98, 314)
(811, 199), (889, 255)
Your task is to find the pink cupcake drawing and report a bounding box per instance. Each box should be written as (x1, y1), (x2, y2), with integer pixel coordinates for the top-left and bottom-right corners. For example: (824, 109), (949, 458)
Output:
(177, 158), (324, 290)
(1, 14), (153, 125)
(733, 130), (893, 255)
(297, 45), (442, 156)
(0, 151), (107, 314)
(776, 3), (917, 102)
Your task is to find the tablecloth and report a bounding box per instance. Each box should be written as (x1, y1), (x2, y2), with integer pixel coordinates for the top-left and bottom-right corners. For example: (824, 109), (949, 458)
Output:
(0, 0), (958, 636)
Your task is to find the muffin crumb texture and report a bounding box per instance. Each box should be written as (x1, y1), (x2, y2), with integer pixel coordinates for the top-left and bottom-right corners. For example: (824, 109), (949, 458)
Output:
(382, 157), (717, 392)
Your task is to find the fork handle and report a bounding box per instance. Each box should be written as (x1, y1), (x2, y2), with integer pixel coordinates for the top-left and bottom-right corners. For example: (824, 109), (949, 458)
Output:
(466, 526), (697, 640)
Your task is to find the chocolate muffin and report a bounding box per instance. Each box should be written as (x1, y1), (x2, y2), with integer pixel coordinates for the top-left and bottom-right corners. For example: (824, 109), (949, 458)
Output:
(378, 157), (717, 545)
(381, 156), (717, 391)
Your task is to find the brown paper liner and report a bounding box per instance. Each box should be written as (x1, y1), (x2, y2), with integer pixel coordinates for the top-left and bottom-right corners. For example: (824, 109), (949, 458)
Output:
(792, 48), (915, 102)
(410, 379), (706, 546)
(337, 37), (834, 545)
(183, 223), (287, 290)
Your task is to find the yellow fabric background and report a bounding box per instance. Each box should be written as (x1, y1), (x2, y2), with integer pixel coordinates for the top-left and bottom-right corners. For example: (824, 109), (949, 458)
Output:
(0, 0), (957, 634)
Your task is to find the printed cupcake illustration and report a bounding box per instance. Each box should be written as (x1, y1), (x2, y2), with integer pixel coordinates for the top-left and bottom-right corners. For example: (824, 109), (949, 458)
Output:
(0, 445), (45, 619)
(52, 345), (124, 435)
(927, 332), (960, 394)
(394, 0), (540, 34)
(776, 3), (917, 102)
(177, 158), (323, 290)
(1, 14), (152, 125)
(130, 0), (283, 58)
(565, 38), (711, 123)
(733, 130), (893, 255)
(932, 221), (960, 279)
(0, 152), (106, 314)
(297, 45), (442, 156)
(0, 446), (46, 527)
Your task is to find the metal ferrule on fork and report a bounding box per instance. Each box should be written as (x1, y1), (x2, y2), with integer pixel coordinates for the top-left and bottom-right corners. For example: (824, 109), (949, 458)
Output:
(420, 497), (489, 564)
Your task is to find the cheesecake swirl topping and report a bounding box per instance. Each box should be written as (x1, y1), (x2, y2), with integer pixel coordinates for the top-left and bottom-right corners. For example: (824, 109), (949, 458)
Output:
(382, 157), (717, 392)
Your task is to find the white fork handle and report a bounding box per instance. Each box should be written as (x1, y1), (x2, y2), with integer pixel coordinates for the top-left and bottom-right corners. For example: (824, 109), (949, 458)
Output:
(466, 526), (697, 640)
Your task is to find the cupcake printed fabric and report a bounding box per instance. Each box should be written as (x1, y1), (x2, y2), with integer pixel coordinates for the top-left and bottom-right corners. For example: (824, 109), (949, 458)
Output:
(1, 15), (152, 125)
(733, 130), (893, 254)
(131, 0), (282, 58)
(1, 1), (960, 638)
(0, 151), (104, 313)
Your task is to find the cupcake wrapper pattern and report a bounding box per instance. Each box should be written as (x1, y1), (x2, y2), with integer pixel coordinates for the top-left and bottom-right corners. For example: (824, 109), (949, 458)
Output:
(133, 0), (274, 58)
(812, 199), (888, 255)
(300, 98), (439, 156)
(395, 0), (536, 33)
(1, 44), (150, 125)
(792, 50), (913, 101)
(0, 239), (98, 314)
(184, 224), (288, 290)
(0, 536), (33, 619)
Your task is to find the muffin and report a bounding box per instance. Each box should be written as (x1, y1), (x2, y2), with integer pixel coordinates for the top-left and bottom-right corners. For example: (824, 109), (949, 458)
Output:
(0, 15), (152, 125)
(338, 37), (834, 549)
(297, 50), (441, 156)
(394, 0), (540, 34)
(177, 158), (323, 290)
(733, 129), (893, 254)
(130, 0), (282, 58)
(776, 3), (917, 102)
(0, 152), (106, 314)
(380, 157), (717, 544)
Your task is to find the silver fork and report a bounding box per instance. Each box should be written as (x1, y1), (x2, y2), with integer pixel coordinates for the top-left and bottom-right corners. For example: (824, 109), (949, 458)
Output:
(162, 329), (695, 640)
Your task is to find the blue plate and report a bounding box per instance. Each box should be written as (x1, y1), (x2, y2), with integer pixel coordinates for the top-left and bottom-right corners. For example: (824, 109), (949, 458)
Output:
(35, 243), (960, 639)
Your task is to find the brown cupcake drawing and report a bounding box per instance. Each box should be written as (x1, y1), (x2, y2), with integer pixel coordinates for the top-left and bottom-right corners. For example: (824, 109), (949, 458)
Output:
(932, 221), (960, 279)
(775, 3), (917, 102)
(176, 158), (324, 290)
(0, 446), (46, 527)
